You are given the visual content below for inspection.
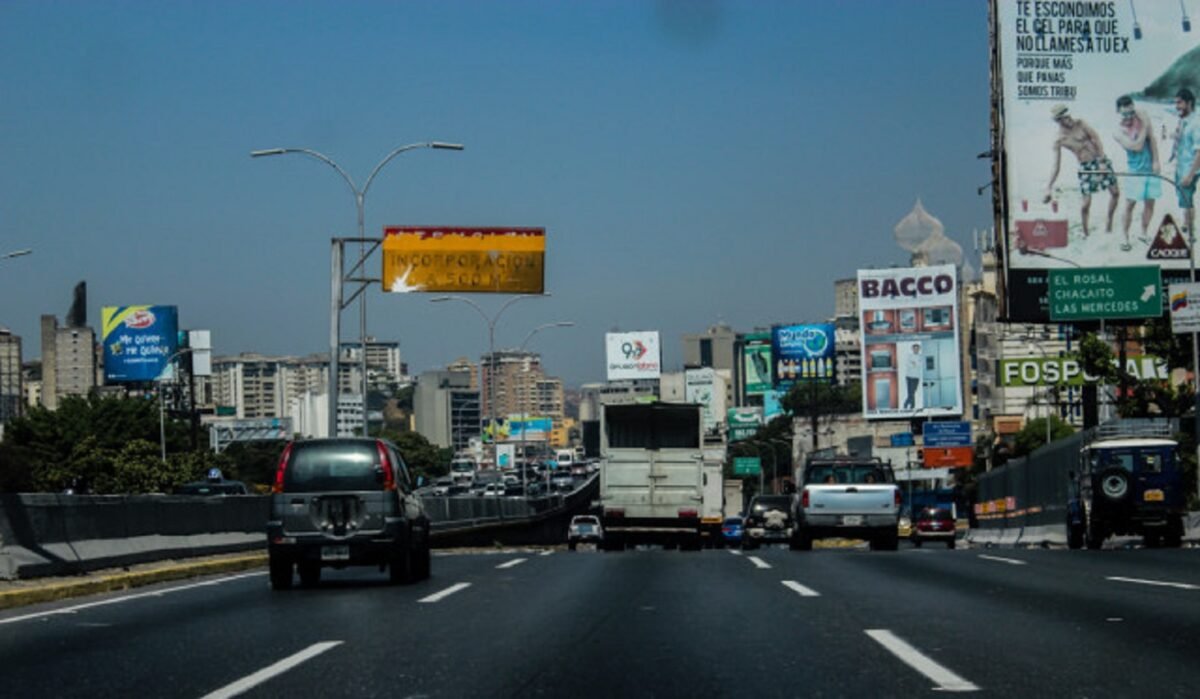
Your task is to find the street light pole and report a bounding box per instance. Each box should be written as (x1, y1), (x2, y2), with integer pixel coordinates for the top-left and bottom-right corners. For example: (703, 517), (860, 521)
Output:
(516, 321), (574, 493)
(430, 294), (547, 464)
(159, 348), (193, 463)
(252, 141), (463, 437)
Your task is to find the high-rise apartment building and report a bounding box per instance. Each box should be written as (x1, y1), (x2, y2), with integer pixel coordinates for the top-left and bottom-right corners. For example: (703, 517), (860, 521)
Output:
(0, 328), (23, 423)
(40, 314), (97, 410)
(480, 350), (565, 424)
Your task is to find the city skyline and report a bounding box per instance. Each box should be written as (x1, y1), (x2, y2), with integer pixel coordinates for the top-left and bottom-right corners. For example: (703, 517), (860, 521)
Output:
(0, 1), (992, 386)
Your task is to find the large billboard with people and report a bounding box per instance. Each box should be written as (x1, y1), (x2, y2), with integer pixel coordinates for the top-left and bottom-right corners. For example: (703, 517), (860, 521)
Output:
(857, 265), (962, 420)
(995, 1), (1200, 319)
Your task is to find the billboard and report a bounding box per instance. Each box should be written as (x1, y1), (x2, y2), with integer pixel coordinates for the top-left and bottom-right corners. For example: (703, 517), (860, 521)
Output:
(685, 367), (720, 433)
(857, 265), (962, 420)
(771, 323), (836, 391)
(1169, 282), (1200, 333)
(382, 227), (545, 294)
(998, 354), (1166, 387)
(742, 332), (773, 395)
(605, 331), (661, 380)
(996, 1), (1200, 319)
(102, 306), (179, 383)
(505, 415), (553, 441)
(727, 407), (763, 442)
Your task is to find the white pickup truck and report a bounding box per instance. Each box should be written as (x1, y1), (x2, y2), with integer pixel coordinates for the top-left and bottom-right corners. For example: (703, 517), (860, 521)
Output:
(792, 457), (901, 551)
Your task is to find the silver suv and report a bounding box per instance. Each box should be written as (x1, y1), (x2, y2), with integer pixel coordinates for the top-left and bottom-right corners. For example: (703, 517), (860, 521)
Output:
(266, 438), (431, 589)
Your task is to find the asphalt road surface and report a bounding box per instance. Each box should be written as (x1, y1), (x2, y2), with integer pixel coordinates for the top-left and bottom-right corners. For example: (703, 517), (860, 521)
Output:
(1, 544), (1197, 697)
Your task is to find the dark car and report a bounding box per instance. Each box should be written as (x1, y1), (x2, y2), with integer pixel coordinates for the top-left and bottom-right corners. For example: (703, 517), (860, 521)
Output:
(720, 517), (744, 548)
(742, 495), (795, 550)
(911, 507), (956, 548)
(266, 438), (431, 590)
(174, 480), (248, 496)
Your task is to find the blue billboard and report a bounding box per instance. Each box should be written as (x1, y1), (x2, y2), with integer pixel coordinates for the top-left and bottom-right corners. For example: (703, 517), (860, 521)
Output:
(771, 323), (836, 390)
(102, 305), (179, 383)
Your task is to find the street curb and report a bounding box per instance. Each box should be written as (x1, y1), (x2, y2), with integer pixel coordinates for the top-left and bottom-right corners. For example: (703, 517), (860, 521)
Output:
(0, 553), (267, 611)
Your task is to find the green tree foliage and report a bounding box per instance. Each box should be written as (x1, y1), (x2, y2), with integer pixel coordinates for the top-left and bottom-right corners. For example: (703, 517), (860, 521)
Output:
(219, 440), (287, 489)
(1010, 415), (1076, 460)
(0, 395), (212, 493)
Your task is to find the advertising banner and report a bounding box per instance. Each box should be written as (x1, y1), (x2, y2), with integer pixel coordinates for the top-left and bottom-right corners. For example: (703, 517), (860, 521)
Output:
(382, 227), (545, 294)
(771, 323), (836, 391)
(1169, 282), (1200, 333)
(505, 415), (553, 441)
(101, 306), (179, 383)
(996, 1), (1200, 319)
(727, 407), (763, 443)
(857, 265), (962, 420)
(922, 446), (974, 469)
(685, 367), (718, 433)
(742, 332), (773, 396)
(496, 444), (516, 470)
(605, 331), (661, 380)
(998, 354), (1167, 386)
(923, 421), (973, 448)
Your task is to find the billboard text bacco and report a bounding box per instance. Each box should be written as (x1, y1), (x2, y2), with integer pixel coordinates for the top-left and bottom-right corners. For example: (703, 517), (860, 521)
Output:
(857, 265), (962, 420)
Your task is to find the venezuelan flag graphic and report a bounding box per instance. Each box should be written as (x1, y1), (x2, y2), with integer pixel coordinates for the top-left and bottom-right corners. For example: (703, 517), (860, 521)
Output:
(1171, 292), (1188, 312)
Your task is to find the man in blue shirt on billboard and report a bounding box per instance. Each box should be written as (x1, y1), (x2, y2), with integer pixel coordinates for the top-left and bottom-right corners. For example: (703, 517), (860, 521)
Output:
(1173, 88), (1200, 238)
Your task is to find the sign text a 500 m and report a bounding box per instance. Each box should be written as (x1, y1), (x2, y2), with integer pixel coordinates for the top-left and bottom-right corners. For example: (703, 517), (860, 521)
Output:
(382, 227), (545, 294)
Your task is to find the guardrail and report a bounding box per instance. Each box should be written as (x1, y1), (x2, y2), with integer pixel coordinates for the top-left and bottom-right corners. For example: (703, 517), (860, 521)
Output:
(0, 475), (599, 580)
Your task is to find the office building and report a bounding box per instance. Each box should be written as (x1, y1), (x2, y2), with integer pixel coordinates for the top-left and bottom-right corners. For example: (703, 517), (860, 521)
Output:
(414, 369), (481, 451)
(0, 328), (22, 423)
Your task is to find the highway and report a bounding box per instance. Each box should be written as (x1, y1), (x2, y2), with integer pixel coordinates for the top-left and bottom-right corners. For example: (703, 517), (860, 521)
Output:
(1, 545), (1197, 697)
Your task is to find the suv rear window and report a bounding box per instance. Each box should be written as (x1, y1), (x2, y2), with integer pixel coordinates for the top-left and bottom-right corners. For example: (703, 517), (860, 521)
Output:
(284, 441), (383, 493)
(751, 496), (793, 512)
(916, 508), (953, 521)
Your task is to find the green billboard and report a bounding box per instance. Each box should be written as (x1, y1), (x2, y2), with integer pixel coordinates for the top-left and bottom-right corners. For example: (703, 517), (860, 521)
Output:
(742, 332), (772, 396)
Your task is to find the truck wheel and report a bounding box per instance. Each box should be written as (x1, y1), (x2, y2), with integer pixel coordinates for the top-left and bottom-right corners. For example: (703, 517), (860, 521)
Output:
(912, 538), (922, 548)
(947, 539), (956, 549)
(789, 532), (812, 551)
(269, 554), (293, 591)
(568, 541), (577, 551)
(1067, 522), (1084, 550)
(873, 531), (899, 551)
(1143, 532), (1162, 549)
(390, 546), (414, 584)
(1166, 516), (1184, 548)
(298, 561), (321, 588)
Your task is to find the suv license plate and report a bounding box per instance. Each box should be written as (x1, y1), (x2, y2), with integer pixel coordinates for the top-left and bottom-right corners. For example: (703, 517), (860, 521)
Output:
(842, 515), (863, 526)
(321, 545), (350, 561)
(1143, 489), (1165, 502)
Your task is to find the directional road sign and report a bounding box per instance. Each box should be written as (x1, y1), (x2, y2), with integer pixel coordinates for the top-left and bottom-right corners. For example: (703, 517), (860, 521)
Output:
(923, 421), (972, 447)
(733, 457), (761, 476)
(1048, 266), (1162, 321)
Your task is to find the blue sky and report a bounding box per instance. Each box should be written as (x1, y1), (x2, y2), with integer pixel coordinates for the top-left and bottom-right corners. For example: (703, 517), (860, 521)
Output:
(0, 0), (992, 386)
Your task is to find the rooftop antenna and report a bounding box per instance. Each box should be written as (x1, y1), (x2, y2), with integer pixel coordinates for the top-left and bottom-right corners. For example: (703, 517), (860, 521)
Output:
(1130, 0), (1143, 39)
(1183, 0), (1192, 32)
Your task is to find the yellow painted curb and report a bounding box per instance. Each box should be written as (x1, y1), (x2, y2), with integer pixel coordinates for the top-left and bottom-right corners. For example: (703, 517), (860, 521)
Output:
(0, 553), (268, 611)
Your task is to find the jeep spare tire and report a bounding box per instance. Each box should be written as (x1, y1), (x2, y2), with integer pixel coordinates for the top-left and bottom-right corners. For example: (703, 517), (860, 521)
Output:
(1099, 469), (1129, 501)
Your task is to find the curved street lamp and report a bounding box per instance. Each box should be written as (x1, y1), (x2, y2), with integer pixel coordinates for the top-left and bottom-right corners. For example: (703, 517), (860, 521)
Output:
(429, 293), (548, 444)
(252, 141), (463, 437)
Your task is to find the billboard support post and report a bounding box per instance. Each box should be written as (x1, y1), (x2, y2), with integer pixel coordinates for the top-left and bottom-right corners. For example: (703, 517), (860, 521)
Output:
(1192, 228), (1200, 503)
(330, 239), (342, 438)
(251, 141), (464, 438)
(159, 348), (193, 463)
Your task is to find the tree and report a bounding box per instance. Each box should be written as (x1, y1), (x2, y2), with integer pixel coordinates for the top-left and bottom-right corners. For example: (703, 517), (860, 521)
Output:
(378, 429), (451, 483)
(780, 381), (860, 450)
(1010, 415), (1076, 459)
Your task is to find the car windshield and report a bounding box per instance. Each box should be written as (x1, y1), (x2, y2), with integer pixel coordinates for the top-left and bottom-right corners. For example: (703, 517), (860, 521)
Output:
(283, 441), (381, 493)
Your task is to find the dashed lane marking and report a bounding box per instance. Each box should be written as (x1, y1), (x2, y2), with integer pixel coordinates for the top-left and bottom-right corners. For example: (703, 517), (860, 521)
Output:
(1106, 576), (1199, 591)
(496, 558), (528, 570)
(747, 556), (771, 569)
(200, 641), (343, 699)
(782, 580), (820, 597)
(418, 582), (472, 603)
(728, 549), (743, 556)
(977, 555), (1027, 566)
(866, 629), (979, 693)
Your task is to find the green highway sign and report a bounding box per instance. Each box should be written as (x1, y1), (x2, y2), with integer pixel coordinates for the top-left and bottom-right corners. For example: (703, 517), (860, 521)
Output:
(733, 456), (761, 476)
(1048, 266), (1162, 321)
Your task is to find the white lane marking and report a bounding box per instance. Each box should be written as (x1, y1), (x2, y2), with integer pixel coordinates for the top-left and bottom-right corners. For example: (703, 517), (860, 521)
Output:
(496, 558), (527, 570)
(418, 582), (472, 603)
(747, 556), (771, 569)
(728, 549), (743, 556)
(200, 641), (343, 699)
(1107, 576), (1200, 591)
(539, 550), (554, 557)
(866, 629), (980, 693)
(0, 572), (266, 626)
(977, 555), (1027, 566)
(782, 580), (821, 597)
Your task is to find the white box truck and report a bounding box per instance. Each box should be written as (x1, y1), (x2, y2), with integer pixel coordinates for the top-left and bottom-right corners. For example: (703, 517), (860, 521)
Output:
(599, 402), (705, 551)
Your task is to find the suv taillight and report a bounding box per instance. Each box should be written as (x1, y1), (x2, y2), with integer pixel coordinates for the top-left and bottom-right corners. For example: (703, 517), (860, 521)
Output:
(678, 508), (698, 519)
(894, 489), (902, 508)
(800, 489), (810, 509)
(272, 442), (294, 494)
(605, 508), (625, 518)
(376, 441), (397, 491)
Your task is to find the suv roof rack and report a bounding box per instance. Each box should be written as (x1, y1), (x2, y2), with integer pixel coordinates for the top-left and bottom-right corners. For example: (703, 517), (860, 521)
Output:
(1088, 418), (1177, 444)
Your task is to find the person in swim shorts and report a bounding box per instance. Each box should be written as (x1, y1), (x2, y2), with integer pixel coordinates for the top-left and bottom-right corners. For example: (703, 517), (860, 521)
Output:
(1044, 104), (1120, 239)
